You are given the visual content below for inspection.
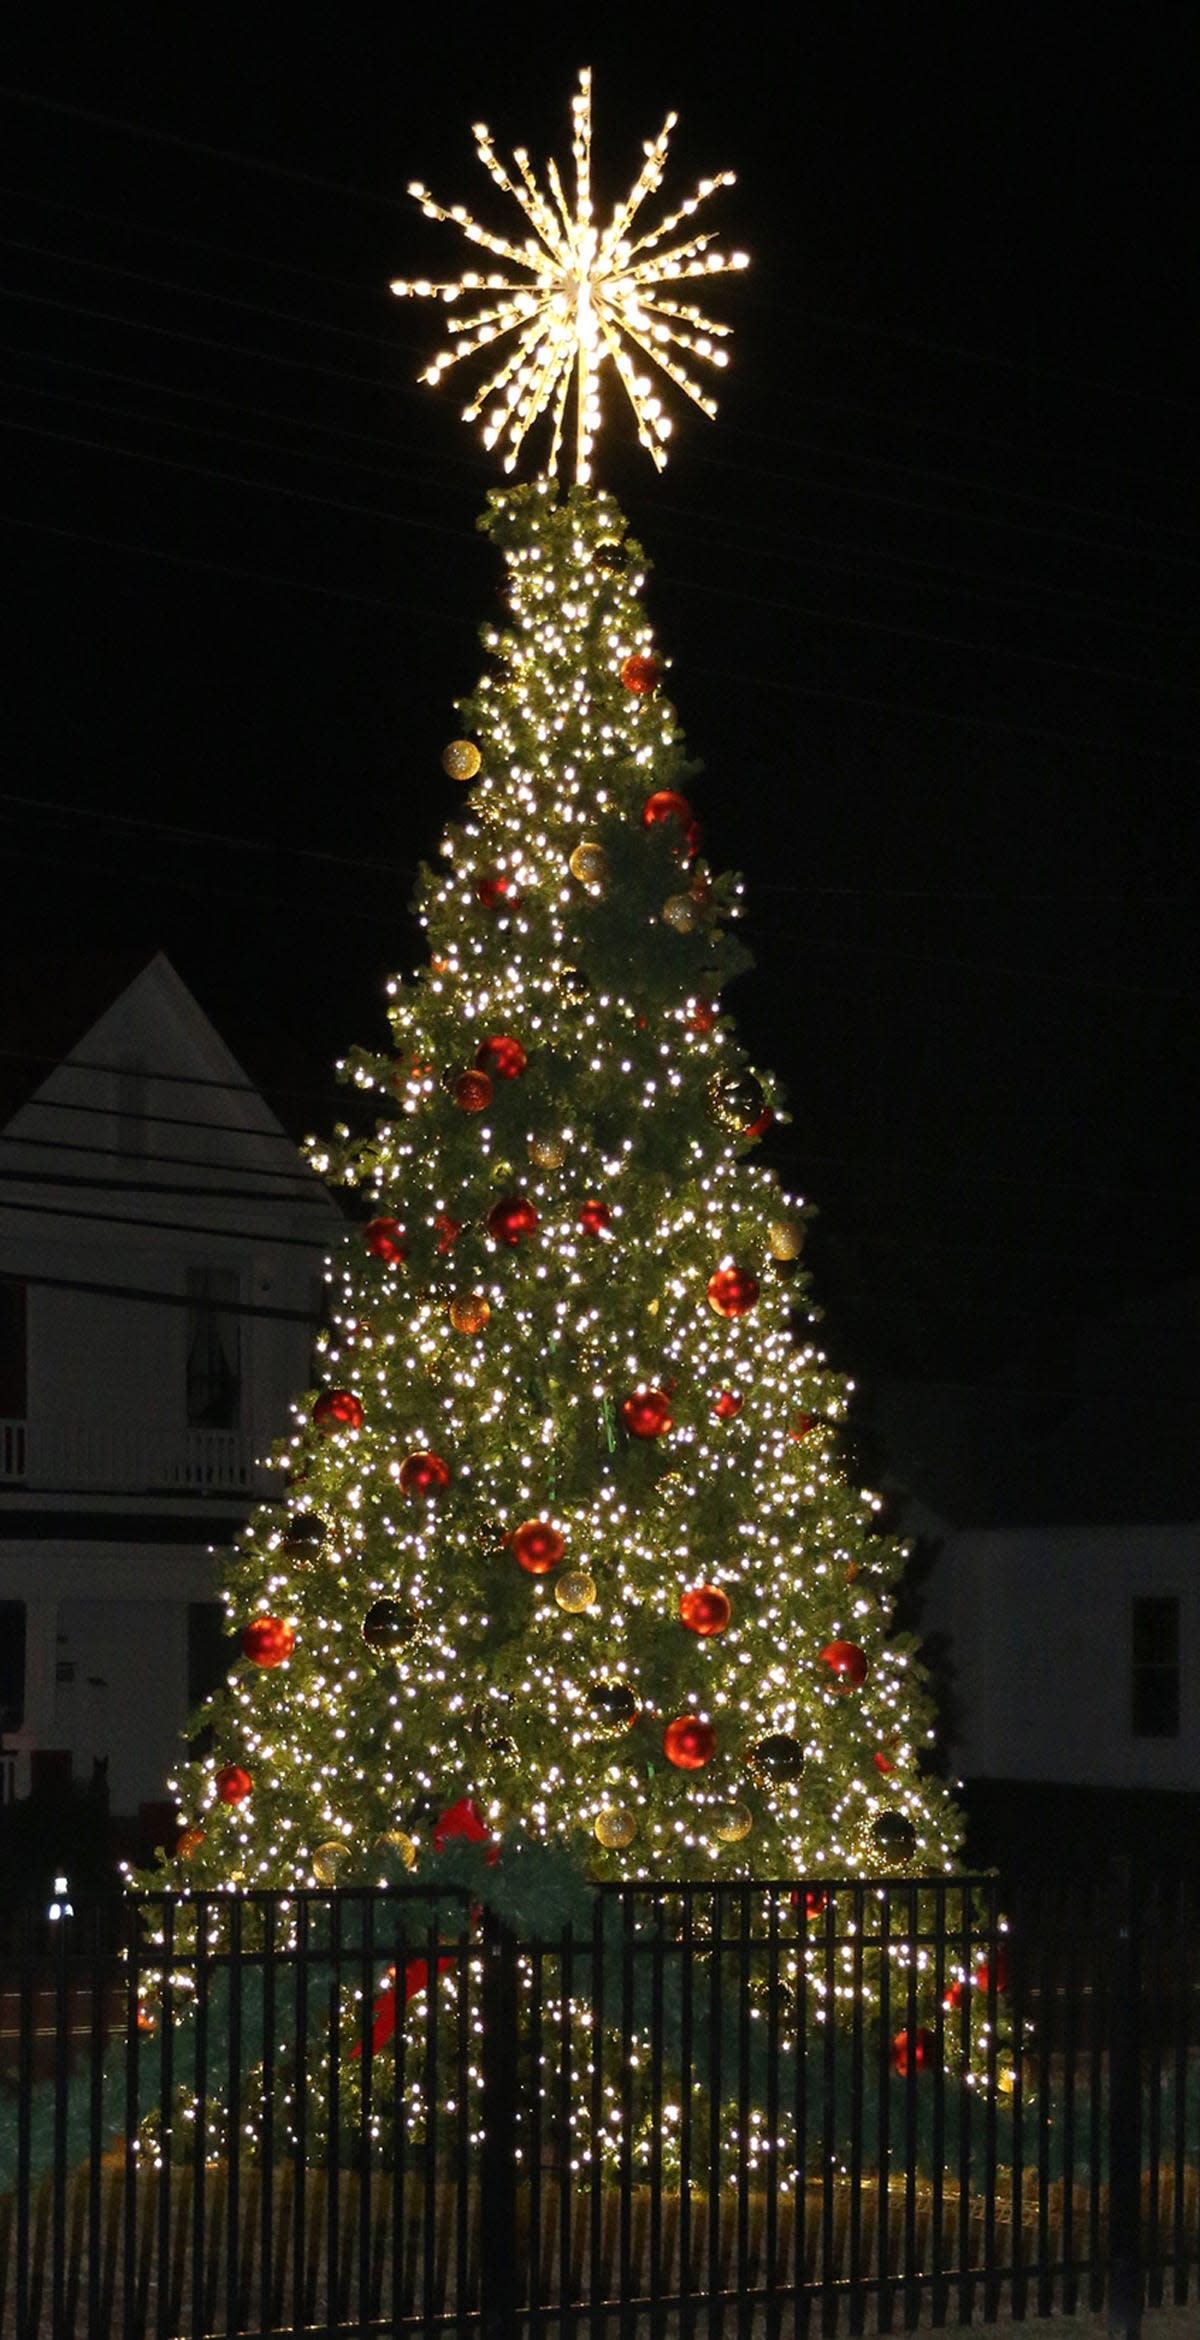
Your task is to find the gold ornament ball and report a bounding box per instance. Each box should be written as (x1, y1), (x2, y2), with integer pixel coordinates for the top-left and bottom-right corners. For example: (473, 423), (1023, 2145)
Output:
(448, 1292), (491, 1335)
(528, 1130), (569, 1170)
(312, 1840), (350, 1885)
(713, 1801), (754, 1844)
(569, 840), (608, 887)
(594, 1805), (637, 1850)
(662, 893), (700, 934)
(441, 738), (481, 781)
(767, 1216), (805, 1262)
(374, 1829), (418, 1872)
(555, 1568), (596, 1613)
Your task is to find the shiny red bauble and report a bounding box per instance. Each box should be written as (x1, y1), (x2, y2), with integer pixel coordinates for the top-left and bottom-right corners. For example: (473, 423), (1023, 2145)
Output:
(312, 1388), (363, 1434)
(434, 1213), (462, 1251)
(951, 1946), (1010, 2003)
(712, 1389), (743, 1420)
(487, 1194), (539, 1246)
(454, 1069), (493, 1113)
(363, 1215), (406, 1264)
(891, 2027), (937, 2077)
(475, 869), (516, 910)
(873, 1749), (895, 1775)
(475, 1034), (527, 1080)
(679, 1585), (731, 1636)
(242, 1617), (295, 1668)
(578, 1197), (613, 1237)
(622, 1387), (673, 1439)
(819, 1639), (869, 1690)
(642, 788), (693, 836)
(789, 1412), (816, 1441)
(398, 1450), (452, 1497)
(215, 1763), (252, 1805)
(706, 1266), (760, 1318)
(621, 652), (659, 694)
(663, 1715), (717, 1769)
(512, 1519), (565, 1574)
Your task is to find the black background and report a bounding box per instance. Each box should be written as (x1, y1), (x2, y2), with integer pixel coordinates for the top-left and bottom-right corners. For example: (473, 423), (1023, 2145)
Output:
(3, 5), (1197, 1404)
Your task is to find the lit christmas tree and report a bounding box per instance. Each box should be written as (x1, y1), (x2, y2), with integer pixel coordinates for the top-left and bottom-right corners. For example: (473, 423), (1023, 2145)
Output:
(166, 71), (965, 1905)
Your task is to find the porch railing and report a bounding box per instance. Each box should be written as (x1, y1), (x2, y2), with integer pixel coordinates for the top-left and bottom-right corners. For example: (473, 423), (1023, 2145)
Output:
(0, 1420), (264, 1496)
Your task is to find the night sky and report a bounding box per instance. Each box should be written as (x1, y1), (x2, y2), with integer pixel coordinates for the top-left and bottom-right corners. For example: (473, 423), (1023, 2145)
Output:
(3, 8), (1197, 1410)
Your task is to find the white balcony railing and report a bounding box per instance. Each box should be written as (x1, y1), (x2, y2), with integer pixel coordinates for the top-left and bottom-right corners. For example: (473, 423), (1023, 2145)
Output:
(0, 1418), (264, 1495)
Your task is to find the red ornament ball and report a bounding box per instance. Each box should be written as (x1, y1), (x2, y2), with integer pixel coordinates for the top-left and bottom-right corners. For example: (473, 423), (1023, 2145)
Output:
(891, 2027), (937, 2077)
(578, 1197), (612, 1237)
(475, 869), (516, 911)
(312, 1388), (363, 1434)
(663, 1715), (717, 1769)
(622, 1387), (673, 1439)
(487, 1194), (539, 1246)
(398, 1450), (452, 1497)
(819, 1639), (869, 1691)
(679, 1585), (731, 1636)
(215, 1763), (252, 1805)
(642, 787), (694, 838)
(789, 1412), (817, 1441)
(242, 1617), (295, 1668)
(475, 1034), (527, 1081)
(621, 652), (659, 695)
(512, 1519), (566, 1575)
(873, 1749), (895, 1776)
(707, 1266), (760, 1318)
(454, 1069), (493, 1113)
(712, 1389), (743, 1420)
(363, 1216), (406, 1265)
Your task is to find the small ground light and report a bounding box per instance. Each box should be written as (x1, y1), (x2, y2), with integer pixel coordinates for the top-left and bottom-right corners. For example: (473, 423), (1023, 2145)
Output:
(48, 1873), (73, 1920)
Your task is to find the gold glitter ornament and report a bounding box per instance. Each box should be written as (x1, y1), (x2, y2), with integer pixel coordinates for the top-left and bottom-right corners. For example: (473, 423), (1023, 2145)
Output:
(713, 1801), (754, 1844)
(767, 1216), (805, 1261)
(528, 1130), (569, 1170)
(441, 738), (481, 781)
(448, 1292), (491, 1335)
(312, 1840), (350, 1885)
(594, 1805), (637, 1850)
(374, 1829), (418, 1871)
(569, 839), (608, 887)
(555, 1568), (596, 1613)
(662, 893), (700, 934)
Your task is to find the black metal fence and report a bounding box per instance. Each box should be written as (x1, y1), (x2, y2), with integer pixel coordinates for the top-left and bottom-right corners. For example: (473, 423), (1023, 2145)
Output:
(1, 1869), (1196, 2336)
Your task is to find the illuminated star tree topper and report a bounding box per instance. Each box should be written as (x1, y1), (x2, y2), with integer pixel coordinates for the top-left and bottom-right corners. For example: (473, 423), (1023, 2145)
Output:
(390, 67), (749, 485)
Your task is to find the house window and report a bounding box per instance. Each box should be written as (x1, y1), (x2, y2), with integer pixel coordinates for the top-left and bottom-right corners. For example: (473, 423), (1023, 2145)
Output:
(186, 1268), (241, 1429)
(0, 1279), (27, 1418)
(1131, 1595), (1180, 1739)
(0, 1601), (26, 1730)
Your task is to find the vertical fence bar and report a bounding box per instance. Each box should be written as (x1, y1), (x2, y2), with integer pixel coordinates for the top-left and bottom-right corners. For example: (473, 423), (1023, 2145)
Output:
(588, 1892), (606, 2332)
(902, 1882), (920, 2331)
(123, 1901), (142, 2340)
(983, 1875), (1004, 2327)
(708, 1883), (726, 2339)
(1108, 1855), (1142, 2340)
(734, 1883), (753, 2340)
(763, 1886), (782, 2340)
(50, 1890), (70, 2340)
(454, 1911), (473, 2334)
(1170, 1870), (1190, 2307)
(793, 1891), (811, 2340)
(649, 1891), (666, 2339)
(1034, 1877), (1054, 2318)
(155, 1894), (176, 2340)
(529, 1934), (545, 2340)
(191, 1893), (211, 2340)
(1087, 1871), (1106, 2316)
(1060, 1878), (1079, 2317)
(876, 1884), (893, 2337)
(226, 1891), (245, 2340)
(88, 1900), (110, 2340)
(678, 1883), (696, 2340)
(291, 1894), (310, 2340)
(557, 1917), (577, 2340)
(619, 1886), (637, 2340)
(953, 1882), (974, 2332)
(325, 1891), (343, 2338)
(14, 1903), (33, 2340)
(847, 1880), (865, 2337)
(820, 1891), (838, 2340)
(355, 1892), (373, 2337)
(480, 1904), (519, 2340)
(928, 1880), (947, 2332)
(1144, 1873), (1163, 2311)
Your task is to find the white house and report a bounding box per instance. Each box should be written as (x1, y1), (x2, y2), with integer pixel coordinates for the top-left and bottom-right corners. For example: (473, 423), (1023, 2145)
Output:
(0, 953), (341, 1827)
(878, 1281), (1200, 1814)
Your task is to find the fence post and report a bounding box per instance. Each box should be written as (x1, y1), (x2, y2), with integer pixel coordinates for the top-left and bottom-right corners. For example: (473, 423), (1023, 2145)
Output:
(480, 1905), (519, 2339)
(1108, 1855), (1141, 2340)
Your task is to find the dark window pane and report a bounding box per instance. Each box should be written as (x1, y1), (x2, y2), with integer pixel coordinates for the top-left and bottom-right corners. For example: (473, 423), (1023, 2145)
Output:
(1132, 1595), (1179, 1666)
(0, 1601), (26, 1730)
(0, 1281), (27, 1418)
